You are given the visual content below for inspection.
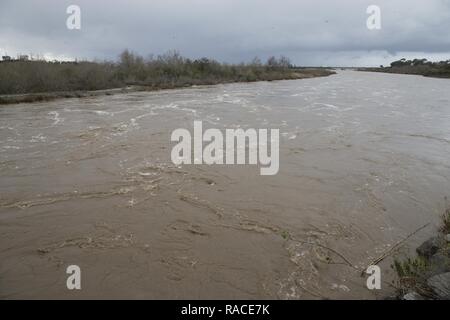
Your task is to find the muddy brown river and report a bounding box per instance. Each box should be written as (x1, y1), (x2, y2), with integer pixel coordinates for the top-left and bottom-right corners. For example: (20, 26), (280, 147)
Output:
(1, 71), (449, 299)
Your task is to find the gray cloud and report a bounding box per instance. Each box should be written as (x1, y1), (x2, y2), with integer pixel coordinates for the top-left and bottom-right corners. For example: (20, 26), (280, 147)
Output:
(1, 0), (449, 66)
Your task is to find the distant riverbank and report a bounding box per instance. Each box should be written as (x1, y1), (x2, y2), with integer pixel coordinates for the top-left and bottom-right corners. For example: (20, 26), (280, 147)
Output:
(358, 58), (450, 79)
(359, 67), (450, 79)
(0, 50), (335, 105)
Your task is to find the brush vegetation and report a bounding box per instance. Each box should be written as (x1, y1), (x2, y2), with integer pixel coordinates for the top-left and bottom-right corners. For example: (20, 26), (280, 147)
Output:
(0, 50), (334, 103)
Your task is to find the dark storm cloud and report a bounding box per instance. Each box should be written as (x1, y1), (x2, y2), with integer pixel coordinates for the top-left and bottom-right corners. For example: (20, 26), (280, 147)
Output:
(1, 0), (449, 66)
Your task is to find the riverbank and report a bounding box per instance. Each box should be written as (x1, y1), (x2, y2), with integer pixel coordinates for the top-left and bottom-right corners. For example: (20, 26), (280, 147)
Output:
(392, 208), (450, 300)
(0, 68), (335, 105)
(358, 65), (450, 79)
(0, 50), (335, 105)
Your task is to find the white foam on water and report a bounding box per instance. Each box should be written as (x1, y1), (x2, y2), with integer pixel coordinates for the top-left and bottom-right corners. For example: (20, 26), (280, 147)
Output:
(135, 111), (159, 119)
(48, 111), (63, 125)
(93, 110), (112, 116)
(30, 133), (47, 143)
(152, 103), (197, 114)
(314, 103), (339, 110)
(1, 145), (21, 150)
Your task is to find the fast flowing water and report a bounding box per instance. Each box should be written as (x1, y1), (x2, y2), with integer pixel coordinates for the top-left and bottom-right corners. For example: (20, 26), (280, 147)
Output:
(1, 71), (449, 299)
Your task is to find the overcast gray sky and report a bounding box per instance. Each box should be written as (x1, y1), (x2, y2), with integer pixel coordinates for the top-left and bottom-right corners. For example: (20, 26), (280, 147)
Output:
(1, 0), (449, 66)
